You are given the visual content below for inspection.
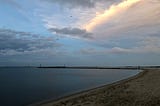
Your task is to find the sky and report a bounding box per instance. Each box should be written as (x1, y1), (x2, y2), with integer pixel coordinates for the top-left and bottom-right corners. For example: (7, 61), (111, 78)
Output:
(0, 0), (160, 66)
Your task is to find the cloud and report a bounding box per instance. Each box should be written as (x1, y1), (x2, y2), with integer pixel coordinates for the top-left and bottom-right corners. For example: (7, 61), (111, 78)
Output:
(84, 0), (141, 31)
(49, 27), (93, 39)
(0, 28), (61, 56)
(39, 0), (122, 40)
(42, 0), (160, 41)
(48, 0), (94, 8)
(80, 36), (160, 55)
(83, 0), (160, 40)
(42, 0), (119, 8)
(77, 0), (160, 56)
(36, 0), (160, 56)
(40, 0), (121, 32)
(80, 47), (130, 55)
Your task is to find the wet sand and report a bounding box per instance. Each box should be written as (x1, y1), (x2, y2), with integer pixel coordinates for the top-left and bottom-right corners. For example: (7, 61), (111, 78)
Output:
(31, 69), (160, 106)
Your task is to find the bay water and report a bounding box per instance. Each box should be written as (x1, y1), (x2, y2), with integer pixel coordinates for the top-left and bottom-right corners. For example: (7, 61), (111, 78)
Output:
(0, 67), (140, 106)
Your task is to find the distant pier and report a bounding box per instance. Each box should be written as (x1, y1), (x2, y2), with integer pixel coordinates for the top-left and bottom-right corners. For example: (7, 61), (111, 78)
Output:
(37, 66), (160, 69)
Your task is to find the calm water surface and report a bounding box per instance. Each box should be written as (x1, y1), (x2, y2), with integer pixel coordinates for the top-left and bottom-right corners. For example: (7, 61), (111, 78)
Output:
(0, 67), (140, 106)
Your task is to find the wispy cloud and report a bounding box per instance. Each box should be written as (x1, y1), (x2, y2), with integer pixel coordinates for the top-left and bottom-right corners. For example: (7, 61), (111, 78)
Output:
(40, 0), (121, 39)
(41, 0), (160, 55)
(42, 0), (119, 8)
(80, 36), (160, 55)
(45, 0), (94, 8)
(86, 0), (160, 39)
(84, 0), (141, 31)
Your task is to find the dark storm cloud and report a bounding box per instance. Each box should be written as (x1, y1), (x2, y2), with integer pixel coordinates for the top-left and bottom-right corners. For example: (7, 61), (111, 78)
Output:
(49, 27), (93, 39)
(0, 28), (60, 55)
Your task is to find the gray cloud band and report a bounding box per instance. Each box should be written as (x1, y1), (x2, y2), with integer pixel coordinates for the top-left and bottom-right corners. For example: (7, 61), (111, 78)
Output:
(43, 0), (120, 8)
(49, 27), (93, 39)
(0, 28), (60, 55)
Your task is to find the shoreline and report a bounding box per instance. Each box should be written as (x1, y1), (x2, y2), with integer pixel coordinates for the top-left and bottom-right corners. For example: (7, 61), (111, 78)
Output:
(28, 69), (146, 106)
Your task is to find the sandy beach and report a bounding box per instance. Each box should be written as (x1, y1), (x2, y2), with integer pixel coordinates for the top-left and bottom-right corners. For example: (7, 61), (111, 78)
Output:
(32, 69), (160, 106)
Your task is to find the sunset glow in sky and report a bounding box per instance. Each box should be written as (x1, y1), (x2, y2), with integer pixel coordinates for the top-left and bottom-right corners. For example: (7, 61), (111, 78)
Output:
(85, 0), (141, 31)
(0, 0), (160, 66)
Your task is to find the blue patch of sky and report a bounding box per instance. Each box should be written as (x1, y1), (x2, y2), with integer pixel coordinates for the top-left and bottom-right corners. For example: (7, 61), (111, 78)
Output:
(113, 37), (140, 49)
(35, 1), (78, 27)
(57, 37), (91, 52)
(0, 0), (52, 36)
(0, 3), (28, 28)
